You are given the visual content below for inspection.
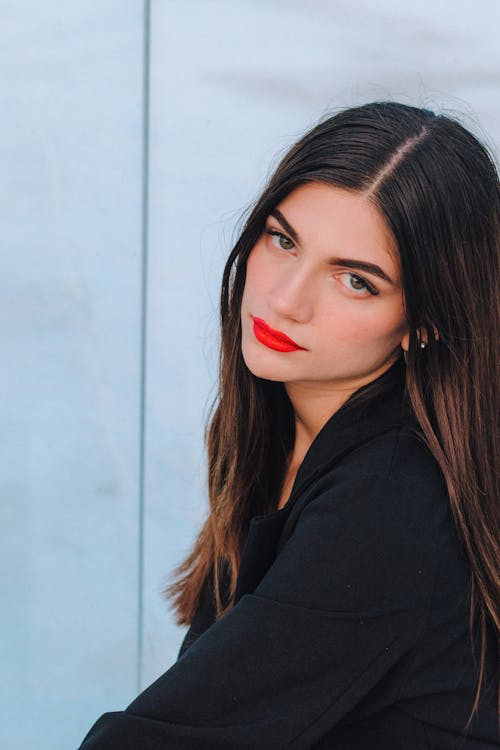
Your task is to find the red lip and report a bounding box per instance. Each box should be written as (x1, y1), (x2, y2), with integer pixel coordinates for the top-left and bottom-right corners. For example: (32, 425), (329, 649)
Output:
(251, 316), (306, 352)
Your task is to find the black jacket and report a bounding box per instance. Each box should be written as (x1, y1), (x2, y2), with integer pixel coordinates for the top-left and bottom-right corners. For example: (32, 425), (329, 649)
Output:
(79, 362), (499, 748)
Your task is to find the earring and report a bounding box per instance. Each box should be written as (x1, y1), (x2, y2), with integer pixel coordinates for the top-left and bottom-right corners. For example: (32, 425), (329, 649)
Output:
(420, 341), (427, 349)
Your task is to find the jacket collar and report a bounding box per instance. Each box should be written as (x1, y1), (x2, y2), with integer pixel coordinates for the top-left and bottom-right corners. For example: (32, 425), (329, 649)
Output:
(234, 359), (411, 604)
(286, 357), (410, 509)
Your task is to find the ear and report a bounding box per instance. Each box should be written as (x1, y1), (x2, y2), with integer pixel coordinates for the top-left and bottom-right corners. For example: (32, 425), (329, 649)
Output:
(401, 326), (439, 352)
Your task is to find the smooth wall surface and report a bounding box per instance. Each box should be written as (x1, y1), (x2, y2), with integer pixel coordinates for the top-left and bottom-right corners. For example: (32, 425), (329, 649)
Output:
(0, 3), (144, 749)
(2, 1), (499, 748)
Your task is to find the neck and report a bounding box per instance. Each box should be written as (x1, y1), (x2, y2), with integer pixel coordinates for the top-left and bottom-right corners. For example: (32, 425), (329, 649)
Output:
(284, 360), (400, 462)
(285, 382), (355, 465)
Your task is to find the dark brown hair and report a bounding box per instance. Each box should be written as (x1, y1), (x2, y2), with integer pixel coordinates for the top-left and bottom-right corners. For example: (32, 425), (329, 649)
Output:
(167, 102), (499, 718)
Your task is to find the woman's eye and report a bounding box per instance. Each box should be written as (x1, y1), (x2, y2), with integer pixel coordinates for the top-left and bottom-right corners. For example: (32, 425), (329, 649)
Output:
(266, 229), (295, 251)
(338, 272), (378, 296)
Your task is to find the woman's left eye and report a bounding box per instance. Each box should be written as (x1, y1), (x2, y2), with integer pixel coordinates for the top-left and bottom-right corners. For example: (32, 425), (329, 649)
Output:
(266, 229), (295, 251)
(338, 272), (378, 296)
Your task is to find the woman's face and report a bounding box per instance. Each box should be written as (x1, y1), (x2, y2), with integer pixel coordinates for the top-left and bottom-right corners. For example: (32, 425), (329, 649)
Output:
(240, 182), (409, 398)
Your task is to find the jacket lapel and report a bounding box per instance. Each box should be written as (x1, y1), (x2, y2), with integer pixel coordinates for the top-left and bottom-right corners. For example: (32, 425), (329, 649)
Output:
(234, 359), (410, 603)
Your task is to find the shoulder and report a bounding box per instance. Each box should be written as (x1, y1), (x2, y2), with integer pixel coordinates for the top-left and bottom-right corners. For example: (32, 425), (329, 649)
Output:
(273, 426), (465, 614)
(286, 423), (452, 566)
(272, 440), (443, 616)
(330, 422), (449, 511)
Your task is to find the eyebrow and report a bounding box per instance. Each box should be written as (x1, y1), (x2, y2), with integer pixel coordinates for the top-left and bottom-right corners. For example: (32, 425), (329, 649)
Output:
(269, 208), (396, 285)
(271, 208), (301, 245)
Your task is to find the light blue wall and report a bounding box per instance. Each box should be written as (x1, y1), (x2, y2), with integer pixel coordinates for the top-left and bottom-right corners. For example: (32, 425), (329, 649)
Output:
(1, 1), (499, 748)
(0, 3), (144, 748)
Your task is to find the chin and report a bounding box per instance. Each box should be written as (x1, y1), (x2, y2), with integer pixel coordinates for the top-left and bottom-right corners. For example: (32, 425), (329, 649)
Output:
(241, 346), (287, 382)
(241, 356), (274, 381)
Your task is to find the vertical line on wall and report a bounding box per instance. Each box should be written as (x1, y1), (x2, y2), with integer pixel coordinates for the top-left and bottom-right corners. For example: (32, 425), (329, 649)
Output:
(137, 0), (151, 693)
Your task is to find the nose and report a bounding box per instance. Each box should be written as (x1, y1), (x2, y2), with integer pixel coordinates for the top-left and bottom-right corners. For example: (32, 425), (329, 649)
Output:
(267, 267), (314, 324)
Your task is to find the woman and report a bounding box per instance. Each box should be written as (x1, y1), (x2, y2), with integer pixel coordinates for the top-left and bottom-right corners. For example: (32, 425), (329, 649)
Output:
(80, 102), (499, 748)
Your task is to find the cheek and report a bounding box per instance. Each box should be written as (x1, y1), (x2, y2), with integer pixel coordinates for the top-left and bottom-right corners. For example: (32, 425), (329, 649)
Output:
(242, 248), (265, 302)
(321, 298), (407, 344)
(245, 250), (258, 285)
(363, 306), (408, 344)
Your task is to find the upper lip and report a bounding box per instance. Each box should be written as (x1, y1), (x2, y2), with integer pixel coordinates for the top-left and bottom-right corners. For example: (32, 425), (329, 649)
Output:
(251, 316), (306, 349)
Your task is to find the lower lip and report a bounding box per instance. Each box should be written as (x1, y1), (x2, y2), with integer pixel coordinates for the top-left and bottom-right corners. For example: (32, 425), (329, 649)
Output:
(252, 318), (304, 352)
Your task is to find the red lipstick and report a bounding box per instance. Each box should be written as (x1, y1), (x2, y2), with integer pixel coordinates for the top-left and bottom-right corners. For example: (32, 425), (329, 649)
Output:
(251, 316), (306, 352)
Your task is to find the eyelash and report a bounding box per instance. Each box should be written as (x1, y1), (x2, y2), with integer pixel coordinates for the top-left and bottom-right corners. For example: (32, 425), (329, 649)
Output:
(264, 228), (379, 297)
(266, 228), (295, 251)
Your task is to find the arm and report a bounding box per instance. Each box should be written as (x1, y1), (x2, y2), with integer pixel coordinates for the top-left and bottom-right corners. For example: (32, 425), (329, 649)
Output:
(79, 473), (441, 749)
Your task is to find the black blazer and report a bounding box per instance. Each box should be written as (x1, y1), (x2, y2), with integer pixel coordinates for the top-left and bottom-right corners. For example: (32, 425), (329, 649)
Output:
(79, 362), (499, 749)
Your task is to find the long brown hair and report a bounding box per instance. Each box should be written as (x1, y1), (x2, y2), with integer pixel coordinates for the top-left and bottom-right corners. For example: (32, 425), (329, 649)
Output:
(166, 102), (499, 716)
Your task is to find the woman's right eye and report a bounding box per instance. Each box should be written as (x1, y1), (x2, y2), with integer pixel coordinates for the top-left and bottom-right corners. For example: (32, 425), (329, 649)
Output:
(265, 229), (295, 251)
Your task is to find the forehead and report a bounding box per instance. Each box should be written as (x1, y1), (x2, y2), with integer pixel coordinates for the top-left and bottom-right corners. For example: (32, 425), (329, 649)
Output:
(275, 182), (400, 269)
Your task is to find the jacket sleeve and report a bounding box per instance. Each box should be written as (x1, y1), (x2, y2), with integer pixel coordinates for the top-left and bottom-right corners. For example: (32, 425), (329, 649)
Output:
(78, 473), (444, 750)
